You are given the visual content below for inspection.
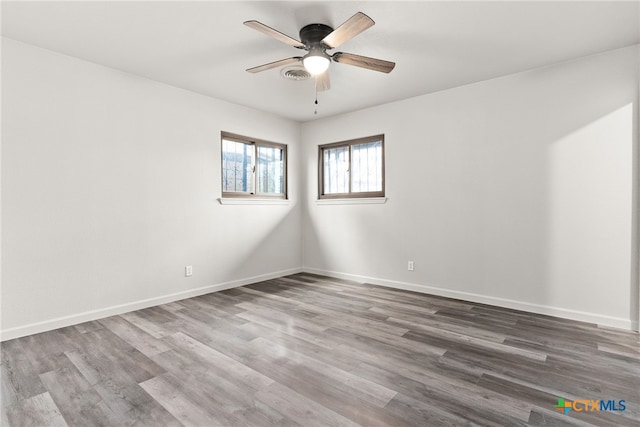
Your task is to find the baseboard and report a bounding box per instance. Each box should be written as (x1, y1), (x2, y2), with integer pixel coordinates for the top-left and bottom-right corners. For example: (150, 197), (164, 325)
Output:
(0, 267), (303, 341)
(303, 267), (636, 331)
(3, 266), (634, 341)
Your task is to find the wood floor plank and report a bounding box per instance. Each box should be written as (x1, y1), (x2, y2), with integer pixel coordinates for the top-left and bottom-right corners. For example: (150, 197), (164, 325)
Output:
(239, 320), (339, 361)
(158, 301), (187, 313)
(5, 392), (68, 427)
(597, 342), (640, 359)
(39, 363), (122, 426)
(384, 314), (507, 343)
(247, 357), (407, 426)
(477, 373), (638, 427)
(314, 312), (410, 337)
(527, 407), (597, 426)
(62, 344), (179, 425)
(166, 313), (259, 364)
(1, 403), (10, 427)
(179, 293), (247, 318)
(544, 354), (640, 398)
(13, 332), (77, 375)
(64, 347), (129, 387)
(2, 273), (638, 426)
(237, 312), (337, 350)
(325, 325), (447, 362)
(144, 355), (289, 426)
(235, 302), (330, 333)
(351, 360), (531, 426)
(441, 348), (603, 397)
(1, 339), (47, 405)
(164, 331), (275, 392)
(169, 301), (247, 331)
(383, 392), (474, 426)
(254, 381), (360, 427)
(73, 320), (104, 335)
(249, 336), (398, 408)
(119, 311), (173, 339)
(140, 373), (229, 426)
(98, 316), (172, 357)
(403, 328), (548, 362)
(77, 327), (166, 384)
(504, 336), (640, 373)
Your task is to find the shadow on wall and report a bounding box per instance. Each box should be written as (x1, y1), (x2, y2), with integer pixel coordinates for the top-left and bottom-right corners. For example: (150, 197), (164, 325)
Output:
(545, 103), (636, 323)
(209, 204), (302, 283)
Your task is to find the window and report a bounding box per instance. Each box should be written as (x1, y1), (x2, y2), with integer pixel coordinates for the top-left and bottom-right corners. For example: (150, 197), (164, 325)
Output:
(222, 132), (286, 198)
(319, 135), (385, 199)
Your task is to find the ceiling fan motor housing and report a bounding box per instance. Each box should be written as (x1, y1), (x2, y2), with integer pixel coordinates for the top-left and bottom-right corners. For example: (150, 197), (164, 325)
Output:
(299, 23), (334, 48)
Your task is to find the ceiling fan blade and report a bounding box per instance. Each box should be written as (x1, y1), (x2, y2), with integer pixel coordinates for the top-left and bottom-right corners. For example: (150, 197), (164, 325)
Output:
(321, 12), (375, 49)
(244, 20), (305, 48)
(316, 71), (330, 91)
(246, 57), (302, 73)
(333, 52), (395, 73)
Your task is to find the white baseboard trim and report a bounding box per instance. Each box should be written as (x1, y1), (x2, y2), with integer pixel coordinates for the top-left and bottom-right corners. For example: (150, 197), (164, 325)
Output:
(303, 267), (636, 331)
(0, 267), (303, 342)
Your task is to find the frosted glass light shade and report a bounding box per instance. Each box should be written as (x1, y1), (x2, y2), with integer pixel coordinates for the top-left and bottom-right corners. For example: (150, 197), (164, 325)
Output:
(303, 54), (330, 75)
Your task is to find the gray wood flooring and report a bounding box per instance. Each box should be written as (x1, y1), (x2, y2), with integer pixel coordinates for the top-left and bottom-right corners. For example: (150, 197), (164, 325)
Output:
(2, 273), (639, 426)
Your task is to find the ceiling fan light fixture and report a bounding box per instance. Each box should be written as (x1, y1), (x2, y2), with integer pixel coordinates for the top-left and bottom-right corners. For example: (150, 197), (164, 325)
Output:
(303, 51), (330, 75)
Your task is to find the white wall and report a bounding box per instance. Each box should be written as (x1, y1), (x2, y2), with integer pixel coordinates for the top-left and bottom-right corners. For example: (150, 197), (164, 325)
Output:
(302, 46), (639, 330)
(1, 38), (302, 339)
(2, 38), (638, 338)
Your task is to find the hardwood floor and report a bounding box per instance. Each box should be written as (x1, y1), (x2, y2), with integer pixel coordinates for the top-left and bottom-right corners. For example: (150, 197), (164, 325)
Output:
(2, 273), (639, 426)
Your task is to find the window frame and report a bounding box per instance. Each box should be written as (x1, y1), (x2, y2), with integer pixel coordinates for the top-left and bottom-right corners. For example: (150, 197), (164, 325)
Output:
(221, 131), (287, 199)
(318, 134), (385, 199)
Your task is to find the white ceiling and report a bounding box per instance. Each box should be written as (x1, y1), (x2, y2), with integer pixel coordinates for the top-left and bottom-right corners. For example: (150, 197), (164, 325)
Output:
(2, 1), (639, 122)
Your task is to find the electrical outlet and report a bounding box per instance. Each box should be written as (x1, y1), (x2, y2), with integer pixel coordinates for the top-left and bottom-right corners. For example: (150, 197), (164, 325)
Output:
(408, 261), (414, 271)
(185, 265), (193, 277)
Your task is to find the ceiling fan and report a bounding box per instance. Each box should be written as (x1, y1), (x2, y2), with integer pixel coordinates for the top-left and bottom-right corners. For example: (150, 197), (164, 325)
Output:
(244, 12), (395, 91)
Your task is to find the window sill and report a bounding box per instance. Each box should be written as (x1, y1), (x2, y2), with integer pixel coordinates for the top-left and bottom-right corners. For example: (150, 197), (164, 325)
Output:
(316, 197), (387, 205)
(218, 198), (290, 205)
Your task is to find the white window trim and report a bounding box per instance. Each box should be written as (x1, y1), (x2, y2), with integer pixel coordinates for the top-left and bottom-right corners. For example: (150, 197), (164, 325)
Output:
(218, 198), (292, 205)
(315, 197), (387, 205)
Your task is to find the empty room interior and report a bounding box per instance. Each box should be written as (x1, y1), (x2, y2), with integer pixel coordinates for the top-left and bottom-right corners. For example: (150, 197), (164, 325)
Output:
(2, 1), (640, 426)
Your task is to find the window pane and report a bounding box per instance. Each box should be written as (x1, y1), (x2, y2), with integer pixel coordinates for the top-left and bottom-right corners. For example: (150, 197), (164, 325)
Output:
(323, 146), (350, 194)
(222, 139), (254, 193)
(257, 145), (284, 194)
(351, 140), (382, 192)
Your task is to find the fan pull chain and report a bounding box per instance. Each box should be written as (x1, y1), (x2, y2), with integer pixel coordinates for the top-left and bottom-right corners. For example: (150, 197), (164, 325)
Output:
(314, 81), (319, 115)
